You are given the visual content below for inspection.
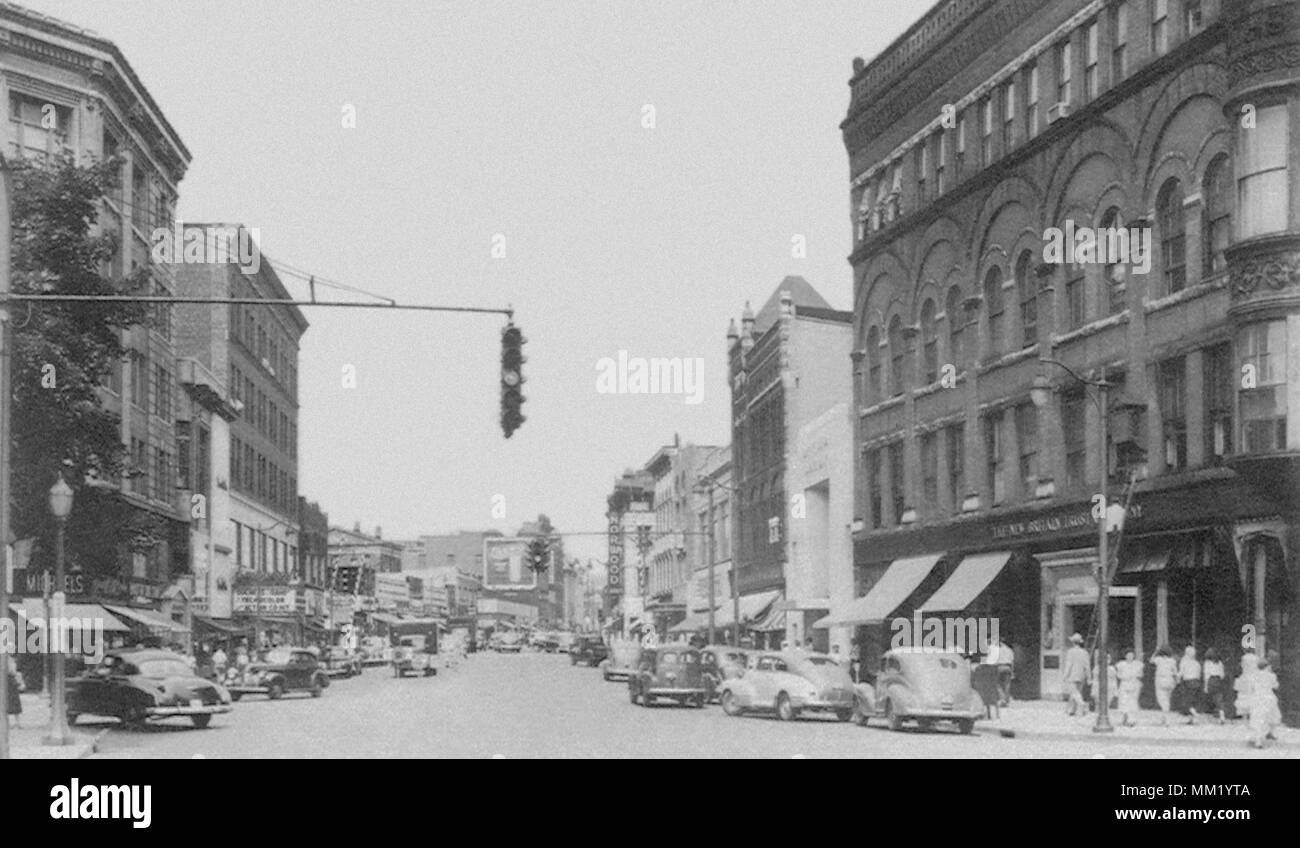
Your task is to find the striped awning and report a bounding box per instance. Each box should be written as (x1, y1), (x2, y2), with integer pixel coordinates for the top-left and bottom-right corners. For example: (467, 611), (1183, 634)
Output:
(103, 604), (189, 633)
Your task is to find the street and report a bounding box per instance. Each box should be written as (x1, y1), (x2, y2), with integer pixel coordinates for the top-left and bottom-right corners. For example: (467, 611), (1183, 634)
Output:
(84, 652), (1294, 759)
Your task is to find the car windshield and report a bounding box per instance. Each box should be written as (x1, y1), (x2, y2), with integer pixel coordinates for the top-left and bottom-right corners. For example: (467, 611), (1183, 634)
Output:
(263, 649), (293, 664)
(804, 657), (837, 666)
(136, 659), (193, 678)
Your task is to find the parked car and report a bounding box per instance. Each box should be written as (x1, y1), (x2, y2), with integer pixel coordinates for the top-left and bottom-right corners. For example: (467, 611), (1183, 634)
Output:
(493, 631), (524, 653)
(700, 645), (751, 703)
(628, 646), (707, 708)
(529, 631), (561, 652)
(392, 635), (439, 677)
(321, 646), (365, 679)
(66, 649), (233, 729)
(228, 648), (330, 700)
(851, 649), (984, 734)
(719, 651), (856, 721)
(599, 639), (641, 682)
(569, 635), (610, 667)
(555, 632), (577, 654)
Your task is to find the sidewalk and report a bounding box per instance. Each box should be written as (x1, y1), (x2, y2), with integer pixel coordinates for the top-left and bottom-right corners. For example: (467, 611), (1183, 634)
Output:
(7, 693), (105, 759)
(977, 698), (1300, 748)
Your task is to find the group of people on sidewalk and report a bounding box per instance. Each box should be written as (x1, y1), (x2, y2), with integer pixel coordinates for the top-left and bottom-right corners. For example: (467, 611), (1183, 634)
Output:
(1060, 633), (1282, 747)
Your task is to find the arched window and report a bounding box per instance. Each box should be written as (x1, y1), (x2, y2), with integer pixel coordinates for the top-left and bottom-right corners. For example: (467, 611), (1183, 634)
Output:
(984, 266), (1005, 356)
(865, 325), (881, 403)
(888, 314), (905, 396)
(1099, 207), (1126, 313)
(1203, 155), (1231, 276)
(1157, 178), (1186, 294)
(1015, 251), (1036, 346)
(946, 286), (965, 368)
(920, 299), (938, 383)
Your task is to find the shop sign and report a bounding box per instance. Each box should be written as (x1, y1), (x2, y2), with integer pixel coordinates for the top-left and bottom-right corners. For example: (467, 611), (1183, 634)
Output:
(989, 503), (1143, 542)
(607, 512), (623, 594)
(233, 586), (298, 613)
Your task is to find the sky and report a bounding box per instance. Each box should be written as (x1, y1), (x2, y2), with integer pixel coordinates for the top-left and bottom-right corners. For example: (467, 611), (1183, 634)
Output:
(22, 0), (922, 564)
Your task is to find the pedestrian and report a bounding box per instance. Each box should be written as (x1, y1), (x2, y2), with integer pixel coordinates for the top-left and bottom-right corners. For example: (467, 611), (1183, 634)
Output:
(804, 637), (815, 652)
(1202, 647), (1226, 724)
(995, 638), (1015, 707)
(211, 643), (228, 678)
(4, 653), (22, 728)
(1150, 645), (1177, 726)
(1248, 657), (1281, 749)
(1089, 649), (1118, 712)
(1233, 651), (1257, 722)
(1062, 633), (1090, 716)
(1116, 648), (1142, 727)
(1175, 645), (1202, 724)
(849, 642), (862, 684)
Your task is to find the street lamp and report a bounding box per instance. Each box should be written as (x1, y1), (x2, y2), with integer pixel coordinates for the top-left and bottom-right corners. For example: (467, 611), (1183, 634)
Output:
(44, 472), (74, 746)
(1030, 359), (1114, 733)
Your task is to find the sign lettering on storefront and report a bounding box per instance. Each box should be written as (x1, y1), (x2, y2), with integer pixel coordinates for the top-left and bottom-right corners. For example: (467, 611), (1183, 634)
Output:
(607, 512), (624, 593)
(990, 503), (1143, 540)
(233, 587), (298, 613)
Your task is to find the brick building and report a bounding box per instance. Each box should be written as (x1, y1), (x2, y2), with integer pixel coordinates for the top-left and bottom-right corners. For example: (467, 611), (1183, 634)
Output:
(843, 0), (1299, 716)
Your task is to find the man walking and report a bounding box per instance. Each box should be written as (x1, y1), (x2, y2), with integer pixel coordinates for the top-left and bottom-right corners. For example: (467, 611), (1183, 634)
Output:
(995, 638), (1015, 707)
(1062, 633), (1090, 716)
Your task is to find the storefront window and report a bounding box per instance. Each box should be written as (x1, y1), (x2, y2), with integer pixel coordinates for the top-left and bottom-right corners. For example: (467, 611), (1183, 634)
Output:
(1238, 321), (1288, 452)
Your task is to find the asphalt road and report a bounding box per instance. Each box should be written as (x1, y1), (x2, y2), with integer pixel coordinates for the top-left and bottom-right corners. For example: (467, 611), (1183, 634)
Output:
(86, 652), (1293, 758)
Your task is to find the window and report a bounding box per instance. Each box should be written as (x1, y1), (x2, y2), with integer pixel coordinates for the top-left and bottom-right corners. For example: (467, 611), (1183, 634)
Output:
(888, 160), (902, 220)
(1158, 356), (1187, 471)
(176, 421), (192, 491)
(1112, 2), (1129, 80)
(1016, 403), (1039, 495)
(985, 411), (1007, 506)
(129, 438), (146, 494)
(1026, 63), (1040, 138)
(1084, 20), (1099, 100)
(8, 92), (71, 162)
(889, 315), (906, 396)
(866, 448), (883, 529)
(1016, 251), (1037, 347)
(1238, 105), (1289, 239)
(1100, 207), (1127, 313)
(1185, 0), (1203, 35)
(956, 113), (967, 173)
(1056, 39), (1072, 105)
(1203, 343), (1233, 465)
(130, 351), (146, 408)
(1157, 179), (1186, 294)
(1062, 390), (1087, 490)
(921, 432), (939, 511)
(244, 444), (254, 491)
(1238, 321), (1288, 452)
(234, 523), (244, 568)
(946, 286), (965, 368)
(984, 266), (1004, 356)
(887, 442), (905, 525)
(231, 366), (242, 402)
(1203, 155), (1231, 275)
(915, 144), (927, 204)
(934, 133), (946, 195)
(946, 423), (965, 512)
(1066, 258), (1086, 328)
(1152, 0), (1169, 57)
(231, 436), (242, 490)
(981, 97), (994, 166)
(920, 299), (938, 384)
(152, 363), (171, 421)
(196, 425), (210, 507)
(1001, 79), (1016, 150)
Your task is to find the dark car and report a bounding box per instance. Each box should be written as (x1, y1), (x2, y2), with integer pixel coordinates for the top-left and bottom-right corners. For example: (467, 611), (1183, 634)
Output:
(66, 649), (233, 729)
(569, 635), (610, 667)
(628, 646), (707, 708)
(228, 648), (330, 700)
(700, 645), (751, 703)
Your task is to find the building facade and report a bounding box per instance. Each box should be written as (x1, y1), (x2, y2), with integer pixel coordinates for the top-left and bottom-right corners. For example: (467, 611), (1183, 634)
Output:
(604, 469), (655, 633)
(402, 531), (493, 618)
(844, 0), (1299, 714)
(644, 438), (723, 634)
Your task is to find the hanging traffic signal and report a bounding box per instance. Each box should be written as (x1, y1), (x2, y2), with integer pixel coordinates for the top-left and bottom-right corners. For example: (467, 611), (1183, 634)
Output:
(500, 322), (526, 438)
(526, 535), (551, 574)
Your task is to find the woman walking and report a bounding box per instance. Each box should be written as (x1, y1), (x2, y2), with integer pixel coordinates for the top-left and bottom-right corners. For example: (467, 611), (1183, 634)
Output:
(1176, 645), (1202, 724)
(1233, 651), (1257, 722)
(1202, 647), (1226, 724)
(4, 653), (22, 728)
(1248, 658), (1282, 748)
(1150, 645), (1177, 726)
(1116, 648), (1143, 727)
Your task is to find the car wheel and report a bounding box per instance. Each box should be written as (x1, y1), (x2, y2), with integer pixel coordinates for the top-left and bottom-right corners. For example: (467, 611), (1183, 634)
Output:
(691, 694), (705, 709)
(191, 714), (213, 729)
(851, 697), (869, 727)
(602, 670), (611, 681)
(957, 718), (975, 735)
(721, 690), (743, 717)
(570, 655), (577, 666)
(230, 692), (242, 702)
(267, 681), (284, 700)
(776, 693), (796, 722)
(119, 705), (148, 729)
(66, 710), (79, 726)
(310, 681), (323, 698)
(836, 709), (853, 722)
(885, 700), (902, 732)
(628, 685), (639, 705)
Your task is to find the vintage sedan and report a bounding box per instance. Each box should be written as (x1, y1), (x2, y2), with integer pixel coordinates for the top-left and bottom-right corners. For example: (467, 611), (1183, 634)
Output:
(628, 647), (707, 708)
(66, 649), (233, 729)
(228, 648), (330, 700)
(569, 635), (610, 667)
(700, 645), (751, 703)
(392, 635), (439, 678)
(719, 652), (856, 721)
(851, 649), (984, 734)
(320, 646), (365, 679)
(599, 639), (642, 682)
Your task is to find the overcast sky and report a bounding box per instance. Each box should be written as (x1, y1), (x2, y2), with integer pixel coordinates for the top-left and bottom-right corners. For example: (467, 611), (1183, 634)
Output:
(25, 0), (917, 564)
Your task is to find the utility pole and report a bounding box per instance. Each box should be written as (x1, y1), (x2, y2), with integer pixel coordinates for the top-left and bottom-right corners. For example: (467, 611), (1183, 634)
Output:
(706, 482), (716, 646)
(0, 159), (12, 760)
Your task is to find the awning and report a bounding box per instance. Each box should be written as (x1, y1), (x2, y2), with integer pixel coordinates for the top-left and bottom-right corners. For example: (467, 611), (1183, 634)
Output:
(668, 612), (711, 634)
(751, 606), (786, 632)
(1119, 544), (1173, 574)
(814, 552), (945, 628)
(252, 616), (302, 627)
(918, 551), (1014, 613)
(368, 612), (403, 626)
(10, 599), (130, 632)
(103, 604), (189, 633)
(193, 616), (251, 634)
(713, 590), (780, 628)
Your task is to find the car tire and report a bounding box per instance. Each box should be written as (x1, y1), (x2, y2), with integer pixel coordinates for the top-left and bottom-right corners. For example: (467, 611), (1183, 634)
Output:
(721, 690), (743, 717)
(267, 681), (284, 701)
(691, 694), (705, 709)
(230, 692), (242, 703)
(119, 705), (148, 729)
(957, 718), (975, 735)
(66, 710), (79, 726)
(885, 700), (902, 732)
(836, 709), (853, 722)
(851, 697), (869, 727)
(310, 681), (323, 698)
(191, 714), (213, 729)
(776, 693), (796, 722)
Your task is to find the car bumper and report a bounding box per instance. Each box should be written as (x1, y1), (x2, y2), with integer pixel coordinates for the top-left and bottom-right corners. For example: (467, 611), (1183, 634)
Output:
(604, 670), (633, 680)
(898, 708), (983, 721)
(147, 703), (233, 717)
(644, 687), (707, 697)
(790, 695), (856, 711)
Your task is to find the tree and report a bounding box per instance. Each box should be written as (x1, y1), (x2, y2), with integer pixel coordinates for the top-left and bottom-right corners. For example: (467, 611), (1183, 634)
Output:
(8, 154), (166, 575)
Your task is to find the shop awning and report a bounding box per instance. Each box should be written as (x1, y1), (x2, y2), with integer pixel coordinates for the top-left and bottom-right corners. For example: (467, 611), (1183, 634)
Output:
(103, 604), (189, 633)
(254, 616), (302, 627)
(814, 553), (945, 628)
(10, 599), (130, 631)
(194, 616), (251, 634)
(668, 612), (712, 634)
(713, 590), (780, 628)
(1119, 544), (1173, 574)
(918, 551), (1014, 613)
(751, 606), (786, 632)
(368, 612), (403, 626)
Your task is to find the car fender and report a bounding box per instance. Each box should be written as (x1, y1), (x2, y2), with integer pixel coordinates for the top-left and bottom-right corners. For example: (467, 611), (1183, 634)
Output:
(723, 677), (756, 707)
(882, 682), (915, 714)
(852, 684), (876, 714)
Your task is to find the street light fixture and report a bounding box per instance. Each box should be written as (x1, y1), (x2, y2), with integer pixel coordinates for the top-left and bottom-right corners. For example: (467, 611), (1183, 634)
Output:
(44, 472), (75, 746)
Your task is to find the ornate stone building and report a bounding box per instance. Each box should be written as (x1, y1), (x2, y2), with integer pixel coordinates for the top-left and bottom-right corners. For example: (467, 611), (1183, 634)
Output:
(843, 0), (1299, 716)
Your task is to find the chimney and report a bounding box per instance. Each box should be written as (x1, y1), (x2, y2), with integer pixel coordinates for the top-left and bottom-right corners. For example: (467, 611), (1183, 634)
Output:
(741, 301), (755, 337)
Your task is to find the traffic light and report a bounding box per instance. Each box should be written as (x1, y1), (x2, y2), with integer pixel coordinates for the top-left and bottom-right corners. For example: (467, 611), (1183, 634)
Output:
(526, 535), (551, 574)
(500, 322), (526, 438)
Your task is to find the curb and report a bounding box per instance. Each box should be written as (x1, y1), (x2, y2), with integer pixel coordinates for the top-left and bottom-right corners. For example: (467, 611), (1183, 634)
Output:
(975, 723), (1300, 748)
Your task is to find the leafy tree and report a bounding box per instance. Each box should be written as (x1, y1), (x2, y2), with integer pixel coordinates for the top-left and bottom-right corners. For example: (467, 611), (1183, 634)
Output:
(8, 155), (166, 575)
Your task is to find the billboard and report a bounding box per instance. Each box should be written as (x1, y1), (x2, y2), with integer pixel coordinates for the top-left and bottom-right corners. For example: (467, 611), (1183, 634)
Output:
(483, 536), (537, 591)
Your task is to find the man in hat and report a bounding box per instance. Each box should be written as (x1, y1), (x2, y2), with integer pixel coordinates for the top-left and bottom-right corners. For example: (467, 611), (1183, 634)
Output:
(1062, 632), (1091, 716)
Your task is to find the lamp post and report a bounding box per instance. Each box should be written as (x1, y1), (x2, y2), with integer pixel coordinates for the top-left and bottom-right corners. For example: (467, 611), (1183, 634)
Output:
(44, 473), (74, 746)
(1031, 360), (1114, 733)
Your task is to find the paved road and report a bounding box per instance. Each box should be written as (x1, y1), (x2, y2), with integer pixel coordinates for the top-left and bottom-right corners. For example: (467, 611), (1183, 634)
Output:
(87, 652), (1292, 758)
